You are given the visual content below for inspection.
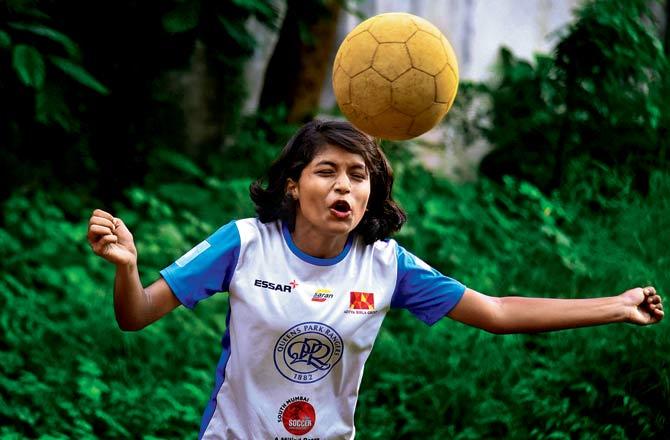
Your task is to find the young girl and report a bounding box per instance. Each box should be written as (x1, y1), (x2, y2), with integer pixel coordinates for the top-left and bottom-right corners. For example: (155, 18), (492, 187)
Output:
(87, 119), (663, 439)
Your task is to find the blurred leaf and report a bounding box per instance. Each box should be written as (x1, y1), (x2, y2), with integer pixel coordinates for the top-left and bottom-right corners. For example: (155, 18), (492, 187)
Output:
(8, 22), (80, 57)
(48, 55), (109, 95)
(12, 44), (45, 88)
(153, 149), (204, 178)
(162, 4), (199, 34)
(0, 30), (11, 48)
(232, 0), (279, 27)
(35, 83), (77, 131)
(218, 14), (255, 52)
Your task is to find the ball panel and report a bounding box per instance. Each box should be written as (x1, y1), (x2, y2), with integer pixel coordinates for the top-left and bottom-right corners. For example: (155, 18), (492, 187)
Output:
(441, 35), (460, 78)
(392, 69), (435, 116)
(410, 15), (443, 38)
(371, 108), (414, 140)
(334, 44), (343, 67)
(341, 102), (379, 136)
(435, 65), (458, 104)
(332, 66), (351, 105)
(340, 31), (378, 77)
(372, 43), (412, 81)
(346, 17), (375, 41)
(368, 13), (418, 43)
(350, 68), (391, 116)
(407, 31), (447, 76)
(334, 43), (350, 75)
(409, 103), (449, 137)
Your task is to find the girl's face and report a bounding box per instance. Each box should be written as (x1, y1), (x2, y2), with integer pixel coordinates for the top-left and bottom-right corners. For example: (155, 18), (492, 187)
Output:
(287, 144), (371, 239)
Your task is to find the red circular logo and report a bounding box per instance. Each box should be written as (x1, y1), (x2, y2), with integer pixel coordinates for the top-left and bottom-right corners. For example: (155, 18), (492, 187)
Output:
(282, 401), (316, 435)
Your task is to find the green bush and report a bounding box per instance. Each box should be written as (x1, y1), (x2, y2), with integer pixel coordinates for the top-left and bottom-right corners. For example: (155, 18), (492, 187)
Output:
(480, 0), (669, 194)
(1, 157), (668, 438)
(356, 160), (669, 440)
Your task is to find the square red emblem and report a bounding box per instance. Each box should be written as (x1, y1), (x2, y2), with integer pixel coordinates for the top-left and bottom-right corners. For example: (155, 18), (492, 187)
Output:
(349, 292), (375, 310)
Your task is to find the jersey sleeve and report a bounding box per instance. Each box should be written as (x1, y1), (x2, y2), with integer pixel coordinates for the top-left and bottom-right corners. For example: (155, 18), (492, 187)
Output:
(160, 220), (240, 309)
(391, 244), (466, 326)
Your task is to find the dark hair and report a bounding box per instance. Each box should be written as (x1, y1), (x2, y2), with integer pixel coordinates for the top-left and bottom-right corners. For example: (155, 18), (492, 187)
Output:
(249, 119), (406, 244)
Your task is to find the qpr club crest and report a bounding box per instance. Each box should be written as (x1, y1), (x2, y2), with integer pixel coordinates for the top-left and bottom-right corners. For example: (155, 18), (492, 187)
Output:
(273, 322), (343, 384)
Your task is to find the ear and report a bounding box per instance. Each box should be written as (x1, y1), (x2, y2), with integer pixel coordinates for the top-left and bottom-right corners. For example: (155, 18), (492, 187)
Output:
(286, 178), (298, 200)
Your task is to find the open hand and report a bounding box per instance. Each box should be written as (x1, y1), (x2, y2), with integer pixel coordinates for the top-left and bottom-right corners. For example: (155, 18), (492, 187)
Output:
(620, 286), (664, 325)
(87, 209), (137, 266)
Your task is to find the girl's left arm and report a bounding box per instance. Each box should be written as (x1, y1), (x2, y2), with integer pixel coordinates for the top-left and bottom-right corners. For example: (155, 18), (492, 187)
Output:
(447, 286), (663, 334)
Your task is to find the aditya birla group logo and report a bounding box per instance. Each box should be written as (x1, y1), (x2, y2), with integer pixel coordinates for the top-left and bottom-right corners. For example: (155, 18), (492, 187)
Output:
(277, 396), (315, 436)
(344, 291), (377, 315)
(349, 291), (374, 310)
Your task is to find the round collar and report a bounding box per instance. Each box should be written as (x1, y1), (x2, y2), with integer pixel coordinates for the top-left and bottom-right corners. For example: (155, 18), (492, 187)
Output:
(281, 221), (354, 266)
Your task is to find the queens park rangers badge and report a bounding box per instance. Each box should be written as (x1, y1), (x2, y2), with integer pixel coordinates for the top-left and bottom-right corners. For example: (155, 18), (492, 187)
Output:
(273, 322), (343, 384)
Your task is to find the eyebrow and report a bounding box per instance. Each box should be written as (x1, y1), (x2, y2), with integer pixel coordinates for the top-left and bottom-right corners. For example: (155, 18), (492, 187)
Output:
(315, 160), (367, 170)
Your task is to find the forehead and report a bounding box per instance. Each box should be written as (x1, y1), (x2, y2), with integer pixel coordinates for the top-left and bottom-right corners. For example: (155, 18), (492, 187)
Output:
(310, 144), (366, 167)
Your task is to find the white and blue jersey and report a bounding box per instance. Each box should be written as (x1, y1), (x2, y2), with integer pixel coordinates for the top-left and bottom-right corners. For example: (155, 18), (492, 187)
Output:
(160, 218), (465, 439)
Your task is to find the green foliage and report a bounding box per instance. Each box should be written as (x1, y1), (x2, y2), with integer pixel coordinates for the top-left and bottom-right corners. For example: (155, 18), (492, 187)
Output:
(480, 0), (669, 193)
(212, 107), (300, 180)
(1, 158), (668, 438)
(2, 0), (669, 438)
(356, 159), (670, 439)
(1, 6), (109, 132)
(48, 56), (109, 95)
(12, 44), (45, 88)
(162, 2), (200, 34)
(0, 186), (244, 438)
(0, 0), (281, 205)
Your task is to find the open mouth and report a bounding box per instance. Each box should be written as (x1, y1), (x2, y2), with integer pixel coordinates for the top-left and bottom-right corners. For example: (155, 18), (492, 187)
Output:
(330, 200), (352, 218)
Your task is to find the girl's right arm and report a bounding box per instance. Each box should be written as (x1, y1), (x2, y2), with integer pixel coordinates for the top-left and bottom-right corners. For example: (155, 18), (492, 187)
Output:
(88, 209), (181, 331)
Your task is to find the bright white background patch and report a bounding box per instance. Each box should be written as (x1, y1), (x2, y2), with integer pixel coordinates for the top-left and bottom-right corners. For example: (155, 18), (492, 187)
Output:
(176, 240), (211, 267)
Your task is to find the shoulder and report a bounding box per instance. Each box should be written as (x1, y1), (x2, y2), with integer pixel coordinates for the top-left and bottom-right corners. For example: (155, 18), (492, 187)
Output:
(355, 236), (400, 267)
(232, 217), (282, 245)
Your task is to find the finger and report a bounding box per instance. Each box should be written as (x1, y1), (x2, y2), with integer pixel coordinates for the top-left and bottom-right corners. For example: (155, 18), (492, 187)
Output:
(92, 209), (115, 222)
(648, 295), (662, 305)
(649, 304), (663, 318)
(98, 234), (118, 246)
(87, 228), (112, 245)
(88, 225), (114, 238)
(89, 215), (116, 230)
(644, 286), (657, 296)
(113, 217), (130, 231)
(92, 234), (118, 254)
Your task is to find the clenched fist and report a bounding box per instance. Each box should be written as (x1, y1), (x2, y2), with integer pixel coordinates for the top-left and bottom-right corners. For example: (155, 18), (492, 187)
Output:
(620, 286), (664, 325)
(87, 209), (137, 266)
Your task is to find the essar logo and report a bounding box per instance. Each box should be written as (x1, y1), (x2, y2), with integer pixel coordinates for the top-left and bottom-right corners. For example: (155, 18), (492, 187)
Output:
(254, 279), (292, 292)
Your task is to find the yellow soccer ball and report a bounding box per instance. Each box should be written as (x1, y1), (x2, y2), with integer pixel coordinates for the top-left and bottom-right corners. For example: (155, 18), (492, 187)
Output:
(332, 12), (459, 140)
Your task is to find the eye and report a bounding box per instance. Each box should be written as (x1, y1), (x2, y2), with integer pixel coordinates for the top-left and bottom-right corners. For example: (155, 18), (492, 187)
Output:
(317, 169), (335, 176)
(350, 172), (367, 181)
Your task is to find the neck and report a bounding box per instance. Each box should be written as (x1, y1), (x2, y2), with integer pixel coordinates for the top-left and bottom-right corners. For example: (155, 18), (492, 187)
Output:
(291, 218), (349, 259)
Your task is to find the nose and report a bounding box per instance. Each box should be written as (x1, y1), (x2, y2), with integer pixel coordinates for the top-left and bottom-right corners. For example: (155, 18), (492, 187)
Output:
(334, 173), (351, 194)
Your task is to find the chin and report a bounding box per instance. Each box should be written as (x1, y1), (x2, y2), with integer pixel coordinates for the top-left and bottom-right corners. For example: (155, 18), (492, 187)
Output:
(324, 219), (356, 235)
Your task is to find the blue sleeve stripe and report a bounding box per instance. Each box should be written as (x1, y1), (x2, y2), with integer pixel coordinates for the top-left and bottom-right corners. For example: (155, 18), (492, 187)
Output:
(391, 243), (466, 325)
(160, 221), (241, 309)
